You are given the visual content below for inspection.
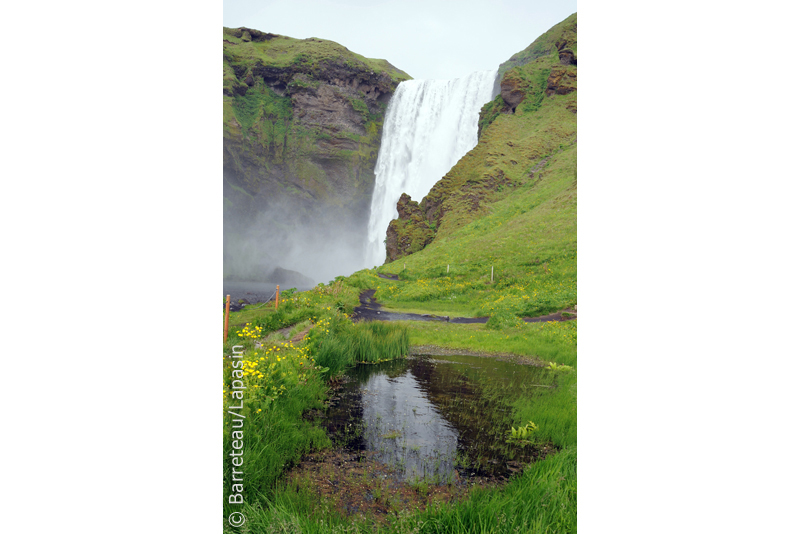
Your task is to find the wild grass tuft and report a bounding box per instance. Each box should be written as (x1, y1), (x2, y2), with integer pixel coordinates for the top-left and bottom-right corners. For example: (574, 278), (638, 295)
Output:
(306, 316), (410, 377)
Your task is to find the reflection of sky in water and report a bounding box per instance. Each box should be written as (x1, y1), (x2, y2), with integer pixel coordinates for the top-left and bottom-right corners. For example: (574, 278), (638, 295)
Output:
(360, 370), (458, 482)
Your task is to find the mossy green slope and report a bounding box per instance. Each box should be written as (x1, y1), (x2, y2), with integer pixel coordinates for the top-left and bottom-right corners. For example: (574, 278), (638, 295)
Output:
(223, 27), (411, 282)
(379, 13), (577, 318)
(493, 12), (577, 93)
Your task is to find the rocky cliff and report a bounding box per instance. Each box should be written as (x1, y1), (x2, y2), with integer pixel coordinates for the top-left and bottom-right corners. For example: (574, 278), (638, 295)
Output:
(385, 13), (577, 262)
(223, 27), (410, 283)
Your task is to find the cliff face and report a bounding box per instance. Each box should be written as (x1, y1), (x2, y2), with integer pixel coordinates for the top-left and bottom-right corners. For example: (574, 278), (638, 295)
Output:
(223, 27), (410, 283)
(385, 13), (577, 263)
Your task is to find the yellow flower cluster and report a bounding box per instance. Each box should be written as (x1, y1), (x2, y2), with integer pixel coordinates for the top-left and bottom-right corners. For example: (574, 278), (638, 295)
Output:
(222, 337), (318, 416)
(236, 323), (263, 340)
(310, 317), (332, 336)
(534, 320), (577, 346)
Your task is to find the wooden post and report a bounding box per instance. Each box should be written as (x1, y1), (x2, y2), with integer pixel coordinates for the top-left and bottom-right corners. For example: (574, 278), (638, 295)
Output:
(224, 294), (231, 342)
(275, 285), (280, 310)
(491, 266), (494, 283)
(447, 264), (449, 273)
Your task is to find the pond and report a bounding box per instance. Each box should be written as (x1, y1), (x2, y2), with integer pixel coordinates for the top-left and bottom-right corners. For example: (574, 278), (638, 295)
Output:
(321, 354), (557, 484)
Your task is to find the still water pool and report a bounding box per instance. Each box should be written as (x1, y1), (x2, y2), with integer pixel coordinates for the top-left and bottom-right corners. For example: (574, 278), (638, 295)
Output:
(321, 354), (556, 483)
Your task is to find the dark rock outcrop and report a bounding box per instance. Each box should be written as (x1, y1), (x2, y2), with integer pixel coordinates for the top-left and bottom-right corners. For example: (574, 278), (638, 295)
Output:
(546, 66), (577, 96)
(558, 48), (577, 66)
(500, 73), (526, 110)
(385, 194), (436, 262)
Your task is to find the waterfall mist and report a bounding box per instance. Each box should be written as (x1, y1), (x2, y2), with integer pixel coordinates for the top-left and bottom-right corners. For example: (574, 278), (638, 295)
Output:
(223, 194), (369, 289)
(363, 70), (497, 267)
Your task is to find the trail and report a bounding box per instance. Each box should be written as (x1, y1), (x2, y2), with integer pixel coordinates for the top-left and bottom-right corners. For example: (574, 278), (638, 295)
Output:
(351, 289), (577, 324)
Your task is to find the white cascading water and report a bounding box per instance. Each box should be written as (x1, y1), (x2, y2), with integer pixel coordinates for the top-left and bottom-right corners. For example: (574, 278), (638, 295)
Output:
(364, 70), (497, 267)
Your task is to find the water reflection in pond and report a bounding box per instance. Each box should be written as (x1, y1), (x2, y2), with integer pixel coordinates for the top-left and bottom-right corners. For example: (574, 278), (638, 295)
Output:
(323, 354), (556, 483)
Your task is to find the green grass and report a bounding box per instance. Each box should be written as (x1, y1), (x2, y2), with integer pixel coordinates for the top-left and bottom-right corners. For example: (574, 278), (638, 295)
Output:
(223, 28), (410, 83)
(404, 320), (576, 368)
(306, 316), (410, 377)
(511, 372), (576, 449)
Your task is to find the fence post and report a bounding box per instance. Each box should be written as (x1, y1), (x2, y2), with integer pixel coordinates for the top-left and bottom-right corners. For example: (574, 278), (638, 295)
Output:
(276, 285), (280, 310)
(224, 294), (231, 342)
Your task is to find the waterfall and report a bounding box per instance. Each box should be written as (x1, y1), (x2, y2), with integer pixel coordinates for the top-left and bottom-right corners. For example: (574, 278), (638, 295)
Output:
(364, 70), (497, 267)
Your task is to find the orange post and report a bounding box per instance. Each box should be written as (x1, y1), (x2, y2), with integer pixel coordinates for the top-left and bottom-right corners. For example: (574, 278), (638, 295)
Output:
(275, 285), (280, 310)
(224, 294), (231, 342)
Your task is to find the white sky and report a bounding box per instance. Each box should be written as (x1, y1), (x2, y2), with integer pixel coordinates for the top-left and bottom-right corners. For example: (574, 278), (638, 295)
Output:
(223, 0), (578, 80)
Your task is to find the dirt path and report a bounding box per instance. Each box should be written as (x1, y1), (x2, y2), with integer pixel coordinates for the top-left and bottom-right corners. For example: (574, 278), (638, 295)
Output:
(351, 289), (577, 324)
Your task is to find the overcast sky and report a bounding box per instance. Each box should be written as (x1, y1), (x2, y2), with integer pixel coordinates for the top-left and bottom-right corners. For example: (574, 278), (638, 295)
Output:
(223, 0), (578, 80)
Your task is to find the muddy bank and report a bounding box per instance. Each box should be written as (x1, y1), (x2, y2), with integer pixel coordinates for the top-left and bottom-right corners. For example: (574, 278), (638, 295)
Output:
(410, 346), (548, 367)
(287, 448), (501, 523)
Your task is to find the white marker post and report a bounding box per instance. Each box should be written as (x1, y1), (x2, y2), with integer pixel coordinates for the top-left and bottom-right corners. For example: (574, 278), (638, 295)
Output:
(491, 266), (494, 283)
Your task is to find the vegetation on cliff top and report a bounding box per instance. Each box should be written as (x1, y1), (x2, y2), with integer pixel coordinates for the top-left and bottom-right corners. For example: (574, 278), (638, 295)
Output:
(496, 12), (576, 82)
(223, 27), (410, 84)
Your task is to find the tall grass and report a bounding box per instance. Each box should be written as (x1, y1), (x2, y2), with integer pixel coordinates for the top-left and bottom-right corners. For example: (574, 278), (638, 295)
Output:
(222, 381), (330, 511)
(308, 316), (410, 378)
(512, 371), (577, 449)
(412, 447), (577, 533)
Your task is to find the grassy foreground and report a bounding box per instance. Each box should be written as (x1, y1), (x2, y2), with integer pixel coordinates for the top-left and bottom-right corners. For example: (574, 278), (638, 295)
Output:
(223, 273), (576, 533)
